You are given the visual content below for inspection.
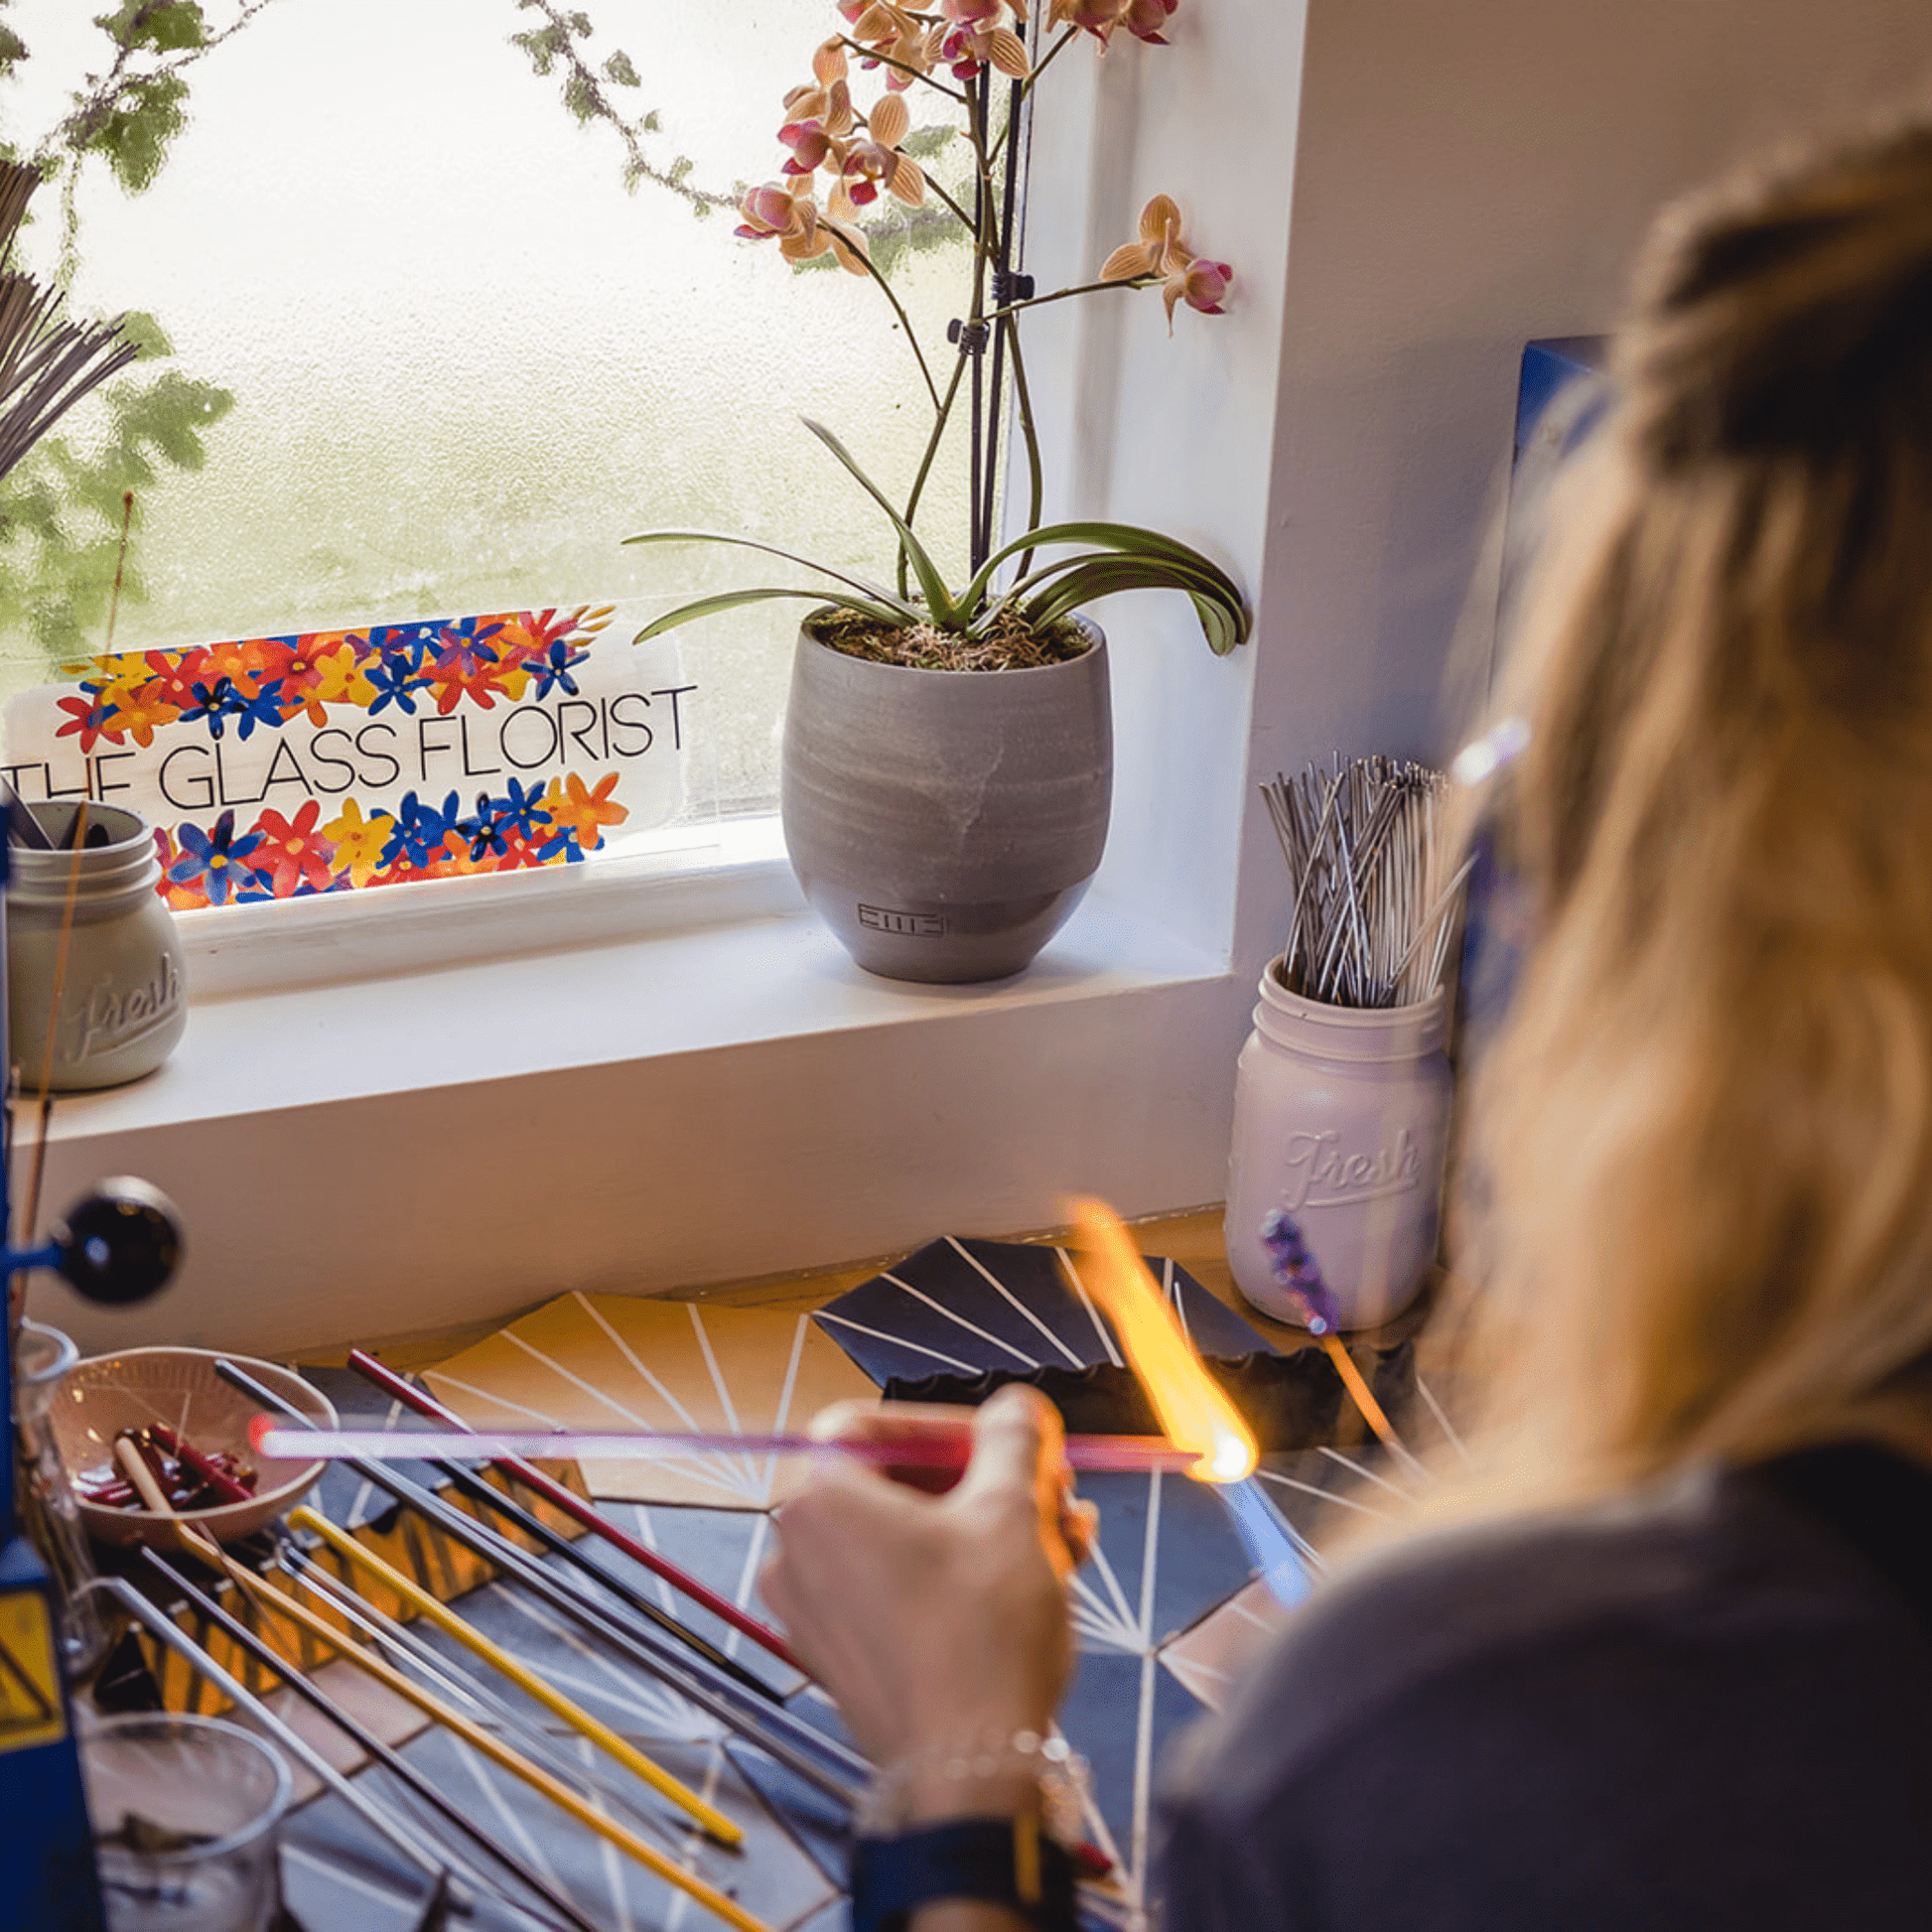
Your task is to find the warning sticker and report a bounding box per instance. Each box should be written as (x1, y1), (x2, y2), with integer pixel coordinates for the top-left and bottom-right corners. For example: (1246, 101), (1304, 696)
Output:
(0, 1587), (67, 1752)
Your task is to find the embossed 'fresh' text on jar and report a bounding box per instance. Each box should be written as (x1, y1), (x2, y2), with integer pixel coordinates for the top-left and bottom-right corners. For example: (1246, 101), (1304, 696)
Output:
(7, 803), (187, 1090)
(1224, 962), (1452, 1331)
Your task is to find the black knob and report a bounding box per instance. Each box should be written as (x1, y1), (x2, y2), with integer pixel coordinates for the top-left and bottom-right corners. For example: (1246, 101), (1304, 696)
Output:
(51, 1178), (183, 1305)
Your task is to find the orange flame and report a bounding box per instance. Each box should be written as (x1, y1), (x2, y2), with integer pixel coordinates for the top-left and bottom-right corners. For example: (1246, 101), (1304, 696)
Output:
(1062, 1197), (1259, 1484)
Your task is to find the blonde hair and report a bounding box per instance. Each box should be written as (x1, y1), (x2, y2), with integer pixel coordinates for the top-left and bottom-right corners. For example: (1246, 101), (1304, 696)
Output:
(1455, 116), (1932, 1501)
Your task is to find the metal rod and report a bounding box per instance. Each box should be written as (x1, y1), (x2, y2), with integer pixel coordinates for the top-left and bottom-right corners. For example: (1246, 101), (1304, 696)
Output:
(346, 1349), (803, 1671)
(94, 1576), (500, 1918)
(271, 1541), (689, 1858)
(257, 1422), (1198, 1476)
(218, 1358), (868, 1809)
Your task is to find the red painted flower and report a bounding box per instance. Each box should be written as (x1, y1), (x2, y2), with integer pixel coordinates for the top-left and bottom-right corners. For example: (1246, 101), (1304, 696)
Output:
(55, 692), (126, 753)
(143, 649), (212, 711)
(249, 800), (338, 896)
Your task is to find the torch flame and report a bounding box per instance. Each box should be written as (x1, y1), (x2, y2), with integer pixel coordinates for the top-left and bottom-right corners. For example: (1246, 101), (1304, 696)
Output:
(1062, 1197), (1259, 1484)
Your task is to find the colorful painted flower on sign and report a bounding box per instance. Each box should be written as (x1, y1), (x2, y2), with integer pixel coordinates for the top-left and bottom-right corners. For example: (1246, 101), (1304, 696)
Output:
(4, 606), (697, 907)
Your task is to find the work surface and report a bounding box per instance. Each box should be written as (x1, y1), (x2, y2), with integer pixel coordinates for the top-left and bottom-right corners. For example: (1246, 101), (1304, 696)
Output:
(162, 1212), (1443, 1929)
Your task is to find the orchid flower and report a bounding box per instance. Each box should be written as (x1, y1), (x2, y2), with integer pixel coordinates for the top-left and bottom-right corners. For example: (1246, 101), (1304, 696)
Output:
(839, 91), (925, 210)
(937, 0), (1030, 79)
(633, 0), (1250, 660)
(1048, 0), (1175, 45)
(843, 4), (945, 90)
(1101, 193), (1233, 329)
(737, 178), (872, 275)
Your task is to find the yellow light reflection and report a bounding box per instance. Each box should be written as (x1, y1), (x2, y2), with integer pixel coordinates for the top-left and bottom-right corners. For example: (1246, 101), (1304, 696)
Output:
(1063, 1196), (1260, 1484)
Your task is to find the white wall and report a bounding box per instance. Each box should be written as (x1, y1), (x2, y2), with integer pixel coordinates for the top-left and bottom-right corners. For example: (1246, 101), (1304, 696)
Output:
(30, 0), (1932, 1354)
(1232, 0), (1932, 966)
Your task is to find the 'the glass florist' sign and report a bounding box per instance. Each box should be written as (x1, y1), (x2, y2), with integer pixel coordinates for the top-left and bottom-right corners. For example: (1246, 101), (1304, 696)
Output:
(1, 606), (694, 907)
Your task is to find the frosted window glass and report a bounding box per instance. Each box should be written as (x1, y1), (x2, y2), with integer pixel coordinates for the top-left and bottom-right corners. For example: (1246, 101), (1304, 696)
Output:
(0, 1), (973, 816)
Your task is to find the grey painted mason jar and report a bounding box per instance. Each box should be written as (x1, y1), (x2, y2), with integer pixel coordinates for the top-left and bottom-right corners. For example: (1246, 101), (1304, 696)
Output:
(8, 803), (187, 1090)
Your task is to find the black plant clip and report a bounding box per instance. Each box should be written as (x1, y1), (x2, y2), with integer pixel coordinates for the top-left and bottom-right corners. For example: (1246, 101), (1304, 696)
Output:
(947, 318), (989, 356)
(992, 269), (1035, 306)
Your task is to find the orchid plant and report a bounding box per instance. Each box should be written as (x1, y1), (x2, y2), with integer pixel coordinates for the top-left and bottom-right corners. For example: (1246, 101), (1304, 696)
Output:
(627, 0), (1250, 665)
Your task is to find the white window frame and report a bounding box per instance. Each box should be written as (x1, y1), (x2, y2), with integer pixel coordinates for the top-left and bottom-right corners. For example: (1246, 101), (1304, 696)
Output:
(38, 0), (1919, 1357)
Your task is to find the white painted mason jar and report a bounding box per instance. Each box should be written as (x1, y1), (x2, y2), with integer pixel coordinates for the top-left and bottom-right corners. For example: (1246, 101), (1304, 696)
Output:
(1224, 963), (1452, 1330)
(7, 803), (187, 1090)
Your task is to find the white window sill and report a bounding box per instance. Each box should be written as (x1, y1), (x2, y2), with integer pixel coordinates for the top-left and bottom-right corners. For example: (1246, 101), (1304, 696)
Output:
(30, 862), (1253, 1359)
(50, 860), (1231, 1145)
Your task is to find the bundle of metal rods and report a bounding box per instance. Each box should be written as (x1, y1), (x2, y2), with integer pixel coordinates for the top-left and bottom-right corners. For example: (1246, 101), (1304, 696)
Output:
(0, 161), (140, 485)
(1261, 755), (1467, 1008)
(95, 1355), (870, 1932)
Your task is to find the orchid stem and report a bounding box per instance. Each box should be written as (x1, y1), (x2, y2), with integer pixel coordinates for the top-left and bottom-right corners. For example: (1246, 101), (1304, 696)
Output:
(836, 38), (969, 105)
(987, 275), (1156, 322)
(829, 219), (944, 412)
(899, 350), (969, 599)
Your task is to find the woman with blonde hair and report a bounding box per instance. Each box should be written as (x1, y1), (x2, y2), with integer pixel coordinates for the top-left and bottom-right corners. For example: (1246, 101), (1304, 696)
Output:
(763, 114), (1932, 1929)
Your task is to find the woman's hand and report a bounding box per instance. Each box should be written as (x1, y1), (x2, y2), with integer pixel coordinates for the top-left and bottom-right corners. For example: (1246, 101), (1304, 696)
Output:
(762, 1385), (1092, 1818)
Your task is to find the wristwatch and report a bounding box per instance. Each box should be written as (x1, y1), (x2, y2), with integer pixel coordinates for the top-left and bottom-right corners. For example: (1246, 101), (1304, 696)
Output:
(851, 1815), (1080, 1930)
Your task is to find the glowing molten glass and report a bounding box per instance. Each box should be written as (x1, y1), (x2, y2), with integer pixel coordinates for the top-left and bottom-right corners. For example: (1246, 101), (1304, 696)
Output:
(1063, 1196), (1260, 1484)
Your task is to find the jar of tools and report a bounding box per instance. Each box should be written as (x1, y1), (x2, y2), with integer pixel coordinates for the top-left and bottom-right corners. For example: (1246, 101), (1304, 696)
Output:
(7, 802), (187, 1091)
(1224, 963), (1453, 1331)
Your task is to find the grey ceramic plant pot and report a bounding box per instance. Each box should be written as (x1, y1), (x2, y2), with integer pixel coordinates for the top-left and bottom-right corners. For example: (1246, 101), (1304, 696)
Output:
(781, 615), (1112, 982)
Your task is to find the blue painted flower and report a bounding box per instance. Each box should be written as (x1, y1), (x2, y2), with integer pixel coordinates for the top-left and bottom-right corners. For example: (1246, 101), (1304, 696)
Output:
(230, 677), (289, 741)
(457, 792), (511, 861)
(498, 776), (552, 840)
(180, 676), (250, 740)
(378, 789), (458, 868)
(527, 637), (589, 700)
(366, 653), (434, 717)
(435, 621), (504, 681)
(166, 809), (269, 907)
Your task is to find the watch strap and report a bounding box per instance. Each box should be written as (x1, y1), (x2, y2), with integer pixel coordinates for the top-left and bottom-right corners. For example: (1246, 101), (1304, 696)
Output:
(851, 1816), (1079, 1930)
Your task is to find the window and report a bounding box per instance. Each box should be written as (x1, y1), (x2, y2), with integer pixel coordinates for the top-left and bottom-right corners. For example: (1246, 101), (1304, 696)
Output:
(0, 0), (972, 837)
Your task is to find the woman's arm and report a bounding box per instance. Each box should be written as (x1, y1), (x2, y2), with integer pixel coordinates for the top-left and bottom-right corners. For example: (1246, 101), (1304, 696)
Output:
(762, 1386), (1091, 1927)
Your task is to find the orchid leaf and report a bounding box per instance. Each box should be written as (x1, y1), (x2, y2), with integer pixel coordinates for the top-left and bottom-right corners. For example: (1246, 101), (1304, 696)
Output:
(621, 528), (921, 621)
(1011, 553), (1248, 657)
(963, 518), (1248, 637)
(632, 586), (912, 644)
(800, 418), (961, 626)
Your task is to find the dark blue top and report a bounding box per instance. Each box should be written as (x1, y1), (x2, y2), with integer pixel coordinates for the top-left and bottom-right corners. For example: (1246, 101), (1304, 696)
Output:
(1158, 1450), (1932, 1928)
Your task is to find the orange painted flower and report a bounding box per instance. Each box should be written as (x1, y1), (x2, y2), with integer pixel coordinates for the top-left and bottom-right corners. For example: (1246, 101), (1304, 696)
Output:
(142, 649), (212, 711)
(108, 683), (181, 749)
(251, 799), (338, 896)
(201, 635), (279, 697)
(542, 771), (628, 854)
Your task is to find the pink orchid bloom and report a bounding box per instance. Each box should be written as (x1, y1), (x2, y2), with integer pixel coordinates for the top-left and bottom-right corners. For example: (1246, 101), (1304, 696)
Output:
(742, 177), (872, 278)
(736, 181), (803, 238)
(1175, 253), (1231, 315)
(842, 4), (945, 88)
(939, 20), (1031, 80)
(778, 118), (840, 175)
(1099, 193), (1233, 331)
(1122, 0), (1177, 42)
(1047, 0), (1130, 45)
(841, 91), (924, 208)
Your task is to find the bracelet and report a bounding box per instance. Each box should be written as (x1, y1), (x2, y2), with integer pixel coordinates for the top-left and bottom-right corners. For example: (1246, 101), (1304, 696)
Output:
(857, 1725), (1091, 1844)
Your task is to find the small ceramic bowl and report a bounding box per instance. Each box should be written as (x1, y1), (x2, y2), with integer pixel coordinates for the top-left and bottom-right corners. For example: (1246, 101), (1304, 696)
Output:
(53, 1346), (338, 1550)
